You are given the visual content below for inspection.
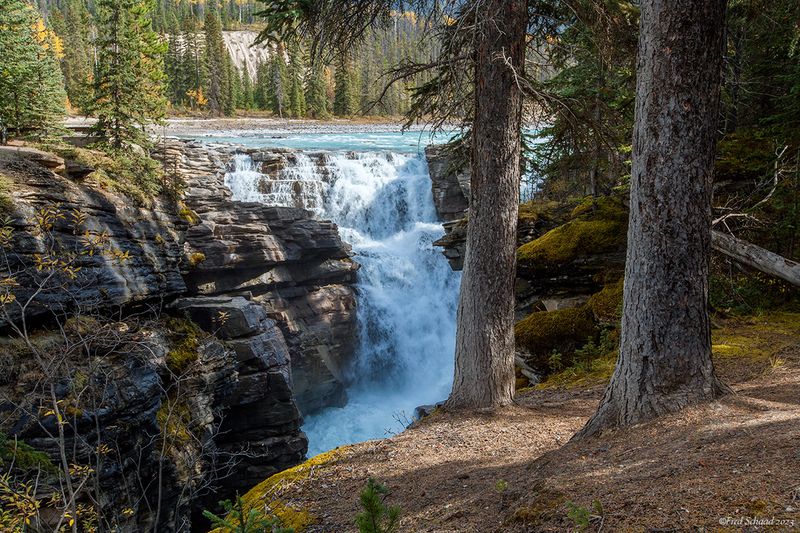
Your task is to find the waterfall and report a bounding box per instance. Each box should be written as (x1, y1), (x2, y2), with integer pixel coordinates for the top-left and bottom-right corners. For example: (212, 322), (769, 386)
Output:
(225, 151), (461, 456)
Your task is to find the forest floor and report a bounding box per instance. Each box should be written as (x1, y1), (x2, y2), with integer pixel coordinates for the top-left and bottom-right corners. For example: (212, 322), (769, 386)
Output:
(255, 311), (800, 532)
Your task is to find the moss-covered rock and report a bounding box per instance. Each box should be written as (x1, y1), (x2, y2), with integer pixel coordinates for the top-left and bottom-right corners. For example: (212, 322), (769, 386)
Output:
(0, 173), (13, 217)
(517, 195), (627, 270)
(164, 317), (205, 374)
(586, 278), (624, 324)
(515, 306), (598, 372)
(0, 432), (57, 474)
(216, 448), (347, 532)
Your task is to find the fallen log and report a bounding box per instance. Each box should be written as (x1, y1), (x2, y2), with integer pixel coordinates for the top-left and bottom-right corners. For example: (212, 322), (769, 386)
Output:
(711, 230), (800, 286)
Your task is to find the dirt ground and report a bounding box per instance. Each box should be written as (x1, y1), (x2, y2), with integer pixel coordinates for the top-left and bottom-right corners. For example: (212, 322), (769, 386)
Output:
(250, 315), (800, 532)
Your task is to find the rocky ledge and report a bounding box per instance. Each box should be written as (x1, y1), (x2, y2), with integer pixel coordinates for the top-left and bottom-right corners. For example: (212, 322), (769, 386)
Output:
(0, 140), (359, 531)
(425, 153), (628, 383)
(160, 140), (359, 414)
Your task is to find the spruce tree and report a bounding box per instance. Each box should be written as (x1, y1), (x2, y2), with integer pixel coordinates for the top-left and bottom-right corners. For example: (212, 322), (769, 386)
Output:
(183, 16), (207, 110)
(91, 0), (167, 148)
(223, 52), (238, 115)
(241, 69), (255, 110)
(306, 62), (330, 119)
(0, 0), (67, 139)
(267, 46), (288, 117)
(287, 43), (307, 118)
(204, 8), (230, 116)
(254, 60), (270, 110)
(51, 0), (93, 113)
(333, 56), (357, 116)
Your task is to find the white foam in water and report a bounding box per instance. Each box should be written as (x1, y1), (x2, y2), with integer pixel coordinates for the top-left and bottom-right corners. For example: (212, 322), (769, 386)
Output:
(224, 150), (461, 457)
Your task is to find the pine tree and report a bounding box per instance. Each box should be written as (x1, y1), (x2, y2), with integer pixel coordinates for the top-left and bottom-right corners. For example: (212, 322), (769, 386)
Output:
(51, 0), (93, 113)
(333, 56), (357, 116)
(204, 8), (230, 116)
(287, 43), (306, 118)
(254, 60), (270, 110)
(91, 0), (167, 148)
(306, 62), (330, 119)
(0, 0), (66, 139)
(267, 46), (288, 117)
(241, 69), (255, 110)
(182, 16), (207, 110)
(223, 52), (238, 115)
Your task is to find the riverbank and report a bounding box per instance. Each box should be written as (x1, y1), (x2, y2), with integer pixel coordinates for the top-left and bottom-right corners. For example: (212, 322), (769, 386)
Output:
(64, 116), (442, 136)
(237, 311), (800, 532)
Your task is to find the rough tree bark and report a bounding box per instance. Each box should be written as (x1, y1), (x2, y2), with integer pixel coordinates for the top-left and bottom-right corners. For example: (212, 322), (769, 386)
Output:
(445, 0), (527, 409)
(577, 0), (728, 436)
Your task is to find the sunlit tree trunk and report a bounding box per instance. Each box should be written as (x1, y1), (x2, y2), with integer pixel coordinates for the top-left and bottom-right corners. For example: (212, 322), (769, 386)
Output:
(445, 0), (527, 409)
(578, 0), (727, 436)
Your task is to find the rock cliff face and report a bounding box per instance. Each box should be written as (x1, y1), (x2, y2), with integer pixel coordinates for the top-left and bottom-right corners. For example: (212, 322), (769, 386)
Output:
(162, 141), (358, 414)
(0, 141), (358, 531)
(0, 147), (187, 328)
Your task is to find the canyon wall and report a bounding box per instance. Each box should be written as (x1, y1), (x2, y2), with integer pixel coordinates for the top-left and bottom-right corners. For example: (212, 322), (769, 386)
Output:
(0, 141), (357, 531)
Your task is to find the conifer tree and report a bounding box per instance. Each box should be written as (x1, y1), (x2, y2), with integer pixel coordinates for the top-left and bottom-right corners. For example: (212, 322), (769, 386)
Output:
(333, 56), (357, 116)
(254, 60), (270, 110)
(306, 62), (330, 119)
(287, 43), (307, 118)
(50, 0), (93, 113)
(267, 45), (288, 117)
(223, 52), (238, 115)
(91, 0), (167, 148)
(183, 16), (207, 110)
(241, 69), (255, 110)
(0, 0), (67, 139)
(204, 7), (230, 115)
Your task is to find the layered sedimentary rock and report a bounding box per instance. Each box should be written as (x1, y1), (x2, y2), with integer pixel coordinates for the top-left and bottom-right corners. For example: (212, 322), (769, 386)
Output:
(0, 141), (359, 531)
(161, 141), (358, 414)
(0, 148), (187, 328)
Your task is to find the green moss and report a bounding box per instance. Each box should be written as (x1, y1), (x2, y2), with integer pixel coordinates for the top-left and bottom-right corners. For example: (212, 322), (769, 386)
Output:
(586, 278), (624, 324)
(515, 306), (598, 372)
(178, 202), (200, 225)
(164, 317), (204, 374)
(537, 351), (618, 390)
(517, 195), (627, 269)
(712, 311), (800, 365)
(188, 252), (206, 268)
(0, 173), (13, 217)
(0, 432), (56, 474)
(536, 311), (800, 389)
(156, 398), (193, 451)
(46, 144), (165, 206)
(518, 199), (562, 223)
(219, 448), (347, 533)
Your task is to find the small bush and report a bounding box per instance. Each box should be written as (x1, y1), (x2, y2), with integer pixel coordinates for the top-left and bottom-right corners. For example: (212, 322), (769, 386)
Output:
(355, 478), (401, 533)
(188, 252), (206, 269)
(164, 317), (205, 374)
(515, 306), (598, 372)
(203, 495), (294, 533)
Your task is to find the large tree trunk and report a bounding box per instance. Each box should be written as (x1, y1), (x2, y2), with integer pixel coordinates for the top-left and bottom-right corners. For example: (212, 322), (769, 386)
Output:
(577, 0), (727, 436)
(445, 0), (527, 409)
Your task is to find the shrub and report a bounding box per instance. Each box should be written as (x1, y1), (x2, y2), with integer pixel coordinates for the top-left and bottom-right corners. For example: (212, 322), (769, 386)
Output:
(203, 496), (293, 533)
(355, 478), (401, 533)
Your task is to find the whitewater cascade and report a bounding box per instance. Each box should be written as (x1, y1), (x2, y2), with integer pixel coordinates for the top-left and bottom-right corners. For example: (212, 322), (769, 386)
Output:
(225, 151), (461, 455)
